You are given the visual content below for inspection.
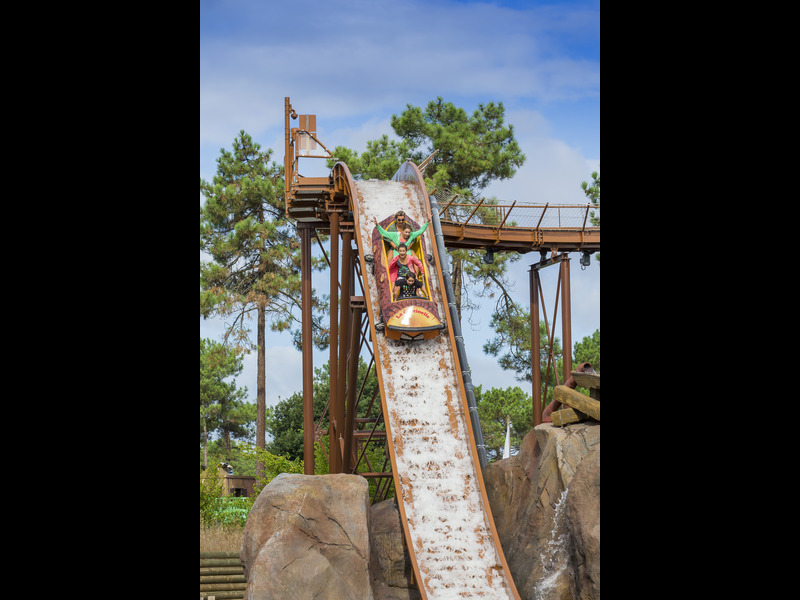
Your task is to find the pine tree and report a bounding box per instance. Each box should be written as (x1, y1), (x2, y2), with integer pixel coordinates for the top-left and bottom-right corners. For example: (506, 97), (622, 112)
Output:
(327, 97), (526, 322)
(581, 167), (600, 261)
(474, 385), (533, 461)
(200, 338), (253, 466)
(200, 131), (328, 477)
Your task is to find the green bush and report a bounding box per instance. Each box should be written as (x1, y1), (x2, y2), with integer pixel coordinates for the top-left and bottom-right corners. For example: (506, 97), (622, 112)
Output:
(200, 468), (224, 526)
(210, 496), (252, 527)
(238, 442), (305, 497)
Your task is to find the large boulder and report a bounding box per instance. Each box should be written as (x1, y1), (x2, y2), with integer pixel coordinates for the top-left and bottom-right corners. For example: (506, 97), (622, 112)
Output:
(484, 422), (600, 600)
(240, 473), (372, 600)
(239, 424), (599, 600)
(565, 440), (600, 600)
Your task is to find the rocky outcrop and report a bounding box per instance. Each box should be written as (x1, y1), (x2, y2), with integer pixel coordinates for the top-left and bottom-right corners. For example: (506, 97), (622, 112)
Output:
(368, 498), (420, 600)
(240, 473), (372, 600)
(483, 422), (600, 600)
(240, 423), (599, 600)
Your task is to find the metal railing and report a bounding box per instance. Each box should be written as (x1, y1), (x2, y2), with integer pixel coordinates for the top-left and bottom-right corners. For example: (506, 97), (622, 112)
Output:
(429, 187), (599, 230)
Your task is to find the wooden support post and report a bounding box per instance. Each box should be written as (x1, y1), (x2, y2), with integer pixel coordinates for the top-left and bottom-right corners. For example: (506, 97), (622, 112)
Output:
(553, 385), (600, 421)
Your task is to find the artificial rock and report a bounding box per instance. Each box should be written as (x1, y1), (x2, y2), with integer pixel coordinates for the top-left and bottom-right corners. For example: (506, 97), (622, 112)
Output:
(239, 422), (599, 600)
(240, 473), (372, 600)
(484, 422), (600, 600)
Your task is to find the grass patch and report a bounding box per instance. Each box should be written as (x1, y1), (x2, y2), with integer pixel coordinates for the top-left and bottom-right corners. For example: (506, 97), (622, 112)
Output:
(200, 521), (244, 553)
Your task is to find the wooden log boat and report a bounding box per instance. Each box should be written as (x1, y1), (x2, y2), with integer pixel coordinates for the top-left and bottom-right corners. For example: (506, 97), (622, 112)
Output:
(371, 215), (444, 341)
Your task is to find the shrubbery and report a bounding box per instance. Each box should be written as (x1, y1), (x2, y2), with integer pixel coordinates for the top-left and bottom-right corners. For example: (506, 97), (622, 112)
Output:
(200, 445), (305, 528)
(201, 437), (397, 530)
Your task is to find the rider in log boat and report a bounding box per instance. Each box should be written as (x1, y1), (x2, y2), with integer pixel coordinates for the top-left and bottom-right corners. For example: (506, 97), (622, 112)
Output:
(371, 212), (444, 341)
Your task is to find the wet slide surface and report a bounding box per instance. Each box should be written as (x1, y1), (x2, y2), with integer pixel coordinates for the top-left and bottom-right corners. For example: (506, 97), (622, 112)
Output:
(352, 179), (519, 599)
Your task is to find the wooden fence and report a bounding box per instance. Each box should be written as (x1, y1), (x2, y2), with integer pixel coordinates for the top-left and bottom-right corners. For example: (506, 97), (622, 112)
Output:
(200, 551), (245, 599)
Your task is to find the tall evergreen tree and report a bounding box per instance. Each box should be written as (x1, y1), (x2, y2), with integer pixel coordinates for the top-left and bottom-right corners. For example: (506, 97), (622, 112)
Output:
(327, 97), (526, 322)
(474, 385), (533, 461)
(200, 130), (328, 477)
(390, 98), (525, 193)
(200, 338), (254, 466)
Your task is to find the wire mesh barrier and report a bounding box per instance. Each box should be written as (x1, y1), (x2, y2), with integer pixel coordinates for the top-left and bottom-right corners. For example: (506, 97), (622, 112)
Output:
(429, 186), (599, 230)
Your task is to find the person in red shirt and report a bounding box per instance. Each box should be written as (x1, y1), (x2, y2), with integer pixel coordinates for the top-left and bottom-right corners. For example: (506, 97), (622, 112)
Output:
(388, 243), (423, 284)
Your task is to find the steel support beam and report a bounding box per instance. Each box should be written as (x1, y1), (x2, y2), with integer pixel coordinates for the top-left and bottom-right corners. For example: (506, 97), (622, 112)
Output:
(530, 252), (573, 426)
(530, 266), (542, 427)
(328, 212), (340, 473)
(343, 296), (363, 473)
(335, 231), (352, 473)
(560, 255), (573, 382)
(299, 223), (315, 474)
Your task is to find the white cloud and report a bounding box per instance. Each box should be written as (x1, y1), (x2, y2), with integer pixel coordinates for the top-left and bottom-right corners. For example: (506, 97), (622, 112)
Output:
(200, 0), (600, 153)
(200, 0), (600, 404)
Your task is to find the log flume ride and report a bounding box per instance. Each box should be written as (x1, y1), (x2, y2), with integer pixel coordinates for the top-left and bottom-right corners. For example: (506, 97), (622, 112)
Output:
(343, 160), (521, 599)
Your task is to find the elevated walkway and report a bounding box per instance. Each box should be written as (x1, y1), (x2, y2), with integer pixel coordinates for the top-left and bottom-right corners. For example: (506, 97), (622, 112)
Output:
(287, 177), (599, 255)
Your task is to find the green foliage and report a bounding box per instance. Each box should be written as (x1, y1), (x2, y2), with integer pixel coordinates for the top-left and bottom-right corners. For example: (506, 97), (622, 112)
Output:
(580, 167), (600, 209)
(265, 358), (381, 462)
(327, 98), (526, 322)
(328, 135), (415, 181)
(200, 468), (225, 527)
(208, 496), (252, 528)
(263, 359), (393, 504)
(264, 392), (308, 461)
(580, 167), (600, 261)
(200, 338), (254, 463)
(484, 311), (563, 387)
(314, 434), (330, 475)
(238, 441), (305, 496)
(201, 438), (257, 476)
(391, 97), (526, 192)
(200, 468), (254, 528)
(475, 385), (533, 462)
(200, 444), (307, 529)
(199, 129), (329, 352)
(573, 329), (600, 372)
(200, 130), (331, 477)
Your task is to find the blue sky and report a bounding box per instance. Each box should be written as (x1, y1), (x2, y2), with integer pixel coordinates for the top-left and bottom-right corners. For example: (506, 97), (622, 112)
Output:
(200, 0), (600, 410)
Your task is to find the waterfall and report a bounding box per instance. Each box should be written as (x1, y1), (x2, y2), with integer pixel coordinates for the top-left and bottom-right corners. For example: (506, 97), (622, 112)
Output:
(534, 488), (570, 599)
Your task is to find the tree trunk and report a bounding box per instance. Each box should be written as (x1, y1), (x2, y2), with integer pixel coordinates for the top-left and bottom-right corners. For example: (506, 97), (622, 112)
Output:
(256, 303), (266, 479)
(203, 420), (208, 467)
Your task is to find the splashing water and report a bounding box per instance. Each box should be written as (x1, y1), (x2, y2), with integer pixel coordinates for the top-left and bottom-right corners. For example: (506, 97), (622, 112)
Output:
(534, 489), (570, 599)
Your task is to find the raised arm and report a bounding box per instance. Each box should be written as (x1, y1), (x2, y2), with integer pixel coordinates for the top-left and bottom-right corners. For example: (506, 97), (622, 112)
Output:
(405, 221), (429, 246)
(374, 219), (398, 247)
